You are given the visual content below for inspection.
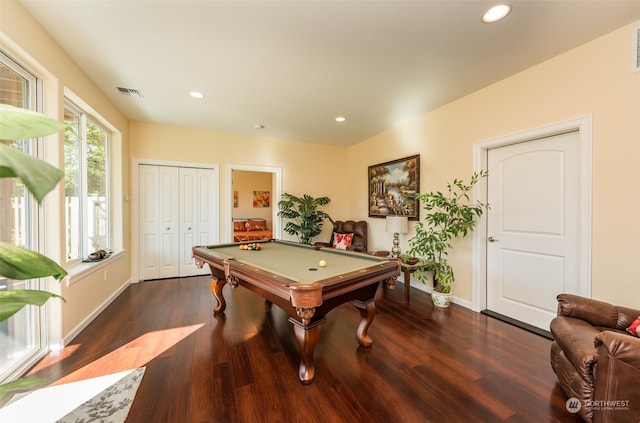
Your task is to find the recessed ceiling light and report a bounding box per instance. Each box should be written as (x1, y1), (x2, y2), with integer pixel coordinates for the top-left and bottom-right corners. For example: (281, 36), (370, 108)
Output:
(482, 4), (512, 23)
(335, 116), (346, 122)
(190, 91), (205, 99)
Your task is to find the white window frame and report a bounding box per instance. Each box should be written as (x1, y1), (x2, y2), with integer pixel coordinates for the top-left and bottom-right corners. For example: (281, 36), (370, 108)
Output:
(64, 99), (111, 264)
(0, 50), (49, 383)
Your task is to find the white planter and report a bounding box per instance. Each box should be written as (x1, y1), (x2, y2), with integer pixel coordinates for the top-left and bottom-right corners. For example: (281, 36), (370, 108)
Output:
(431, 290), (452, 308)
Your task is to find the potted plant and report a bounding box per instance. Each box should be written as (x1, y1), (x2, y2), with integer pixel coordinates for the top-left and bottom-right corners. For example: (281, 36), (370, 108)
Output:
(277, 193), (333, 245)
(406, 171), (489, 307)
(0, 104), (68, 399)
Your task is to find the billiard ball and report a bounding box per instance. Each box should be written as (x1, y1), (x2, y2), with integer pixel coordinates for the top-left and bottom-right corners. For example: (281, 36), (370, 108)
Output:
(318, 260), (327, 267)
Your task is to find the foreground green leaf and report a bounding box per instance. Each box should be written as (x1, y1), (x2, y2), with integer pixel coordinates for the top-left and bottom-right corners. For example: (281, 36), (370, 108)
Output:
(0, 377), (49, 401)
(0, 242), (68, 281)
(0, 104), (66, 401)
(0, 144), (64, 203)
(0, 103), (65, 140)
(0, 290), (65, 322)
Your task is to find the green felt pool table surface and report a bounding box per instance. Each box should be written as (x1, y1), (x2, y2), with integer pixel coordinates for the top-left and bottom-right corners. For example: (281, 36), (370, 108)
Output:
(195, 240), (392, 285)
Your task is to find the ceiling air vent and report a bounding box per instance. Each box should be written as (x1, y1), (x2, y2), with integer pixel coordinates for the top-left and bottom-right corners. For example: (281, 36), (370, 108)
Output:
(633, 25), (640, 74)
(116, 86), (144, 98)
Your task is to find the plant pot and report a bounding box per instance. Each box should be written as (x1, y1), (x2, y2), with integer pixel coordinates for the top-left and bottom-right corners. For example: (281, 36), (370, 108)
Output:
(431, 290), (452, 308)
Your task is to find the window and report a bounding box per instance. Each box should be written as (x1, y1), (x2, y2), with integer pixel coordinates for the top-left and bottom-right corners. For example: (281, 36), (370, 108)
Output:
(64, 102), (110, 262)
(0, 51), (46, 382)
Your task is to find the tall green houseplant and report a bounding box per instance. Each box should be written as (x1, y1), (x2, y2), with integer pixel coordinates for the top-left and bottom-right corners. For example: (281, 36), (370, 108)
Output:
(277, 193), (333, 245)
(407, 171), (489, 299)
(0, 103), (68, 398)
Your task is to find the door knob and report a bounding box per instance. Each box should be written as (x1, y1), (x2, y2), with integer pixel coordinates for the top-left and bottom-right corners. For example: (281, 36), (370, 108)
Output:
(165, 227), (170, 230)
(488, 236), (497, 242)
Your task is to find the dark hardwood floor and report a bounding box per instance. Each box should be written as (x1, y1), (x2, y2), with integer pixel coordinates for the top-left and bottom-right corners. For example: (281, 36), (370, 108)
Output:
(24, 276), (580, 423)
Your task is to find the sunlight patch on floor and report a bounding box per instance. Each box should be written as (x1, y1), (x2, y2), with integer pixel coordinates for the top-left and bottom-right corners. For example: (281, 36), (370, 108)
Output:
(27, 344), (81, 375)
(36, 323), (204, 386)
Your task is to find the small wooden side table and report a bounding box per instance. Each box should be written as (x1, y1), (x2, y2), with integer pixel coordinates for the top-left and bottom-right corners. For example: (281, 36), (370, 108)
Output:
(399, 262), (417, 302)
(398, 261), (432, 302)
(369, 251), (428, 302)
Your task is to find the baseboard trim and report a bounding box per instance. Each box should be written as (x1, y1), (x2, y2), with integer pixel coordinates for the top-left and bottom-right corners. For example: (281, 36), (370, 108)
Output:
(481, 309), (553, 339)
(61, 279), (132, 347)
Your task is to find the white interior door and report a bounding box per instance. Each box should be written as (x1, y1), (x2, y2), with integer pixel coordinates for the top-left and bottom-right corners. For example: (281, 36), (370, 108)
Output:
(486, 131), (582, 330)
(140, 164), (218, 280)
(139, 165), (179, 280)
(196, 168), (216, 250)
(157, 166), (180, 278)
(139, 165), (160, 280)
(179, 168), (216, 277)
(179, 168), (198, 277)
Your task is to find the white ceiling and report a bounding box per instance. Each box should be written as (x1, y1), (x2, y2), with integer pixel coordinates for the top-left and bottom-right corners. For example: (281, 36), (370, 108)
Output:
(19, 0), (640, 146)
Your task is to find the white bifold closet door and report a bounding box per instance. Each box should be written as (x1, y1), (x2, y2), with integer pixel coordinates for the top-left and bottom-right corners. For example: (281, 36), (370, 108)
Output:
(139, 165), (216, 280)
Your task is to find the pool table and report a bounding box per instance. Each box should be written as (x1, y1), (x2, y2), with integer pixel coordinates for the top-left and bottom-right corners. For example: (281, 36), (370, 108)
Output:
(192, 240), (399, 384)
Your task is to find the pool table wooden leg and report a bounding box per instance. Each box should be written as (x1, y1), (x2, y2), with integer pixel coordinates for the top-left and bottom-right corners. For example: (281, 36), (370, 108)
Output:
(264, 299), (273, 312)
(291, 320), (324, 385)
(353, 299), (375, 347)
(210, 277), (227, 314)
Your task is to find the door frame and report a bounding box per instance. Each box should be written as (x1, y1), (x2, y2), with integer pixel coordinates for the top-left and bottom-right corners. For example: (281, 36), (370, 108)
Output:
(131, 159), (220, 283)
(471, 116), (593, 312)
(226, 164), (283, 242)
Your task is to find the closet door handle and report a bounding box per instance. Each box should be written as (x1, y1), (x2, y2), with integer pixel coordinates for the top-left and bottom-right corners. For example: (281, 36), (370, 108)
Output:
(488, 236), (497, 242)
(165, 227), (170, 231)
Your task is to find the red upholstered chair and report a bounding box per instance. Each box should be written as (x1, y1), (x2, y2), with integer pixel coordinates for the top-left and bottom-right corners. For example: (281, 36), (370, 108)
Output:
(315, 220), (367, 253)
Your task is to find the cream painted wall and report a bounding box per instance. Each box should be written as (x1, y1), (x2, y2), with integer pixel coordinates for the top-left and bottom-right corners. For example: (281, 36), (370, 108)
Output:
(1, 0), (131, 341)
(349, 20), (640, 309)
(129, 121), (348, 243)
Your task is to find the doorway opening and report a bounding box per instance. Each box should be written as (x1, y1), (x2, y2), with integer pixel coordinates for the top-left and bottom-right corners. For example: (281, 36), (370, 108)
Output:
(226, 164), (282, 243)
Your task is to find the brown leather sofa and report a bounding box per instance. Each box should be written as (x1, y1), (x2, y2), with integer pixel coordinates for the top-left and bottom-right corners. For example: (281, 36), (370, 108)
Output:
(550, 293), (640, 422)
(315, 220), (367, 252)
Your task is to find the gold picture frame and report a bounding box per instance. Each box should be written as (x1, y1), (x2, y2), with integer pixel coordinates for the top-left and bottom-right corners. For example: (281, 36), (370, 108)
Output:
(368, 154), (420, 220)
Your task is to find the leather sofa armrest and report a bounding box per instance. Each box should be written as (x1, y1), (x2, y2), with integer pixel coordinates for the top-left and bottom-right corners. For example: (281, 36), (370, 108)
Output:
(314, 242), (331, 249)
(614, 306), (640, 330)
(595, 331), (640, 369)
(347, 243), (366, 253)
(550, 316), (600, 382)
(557, 294), (620, 329)
(593, 331), (640, 422)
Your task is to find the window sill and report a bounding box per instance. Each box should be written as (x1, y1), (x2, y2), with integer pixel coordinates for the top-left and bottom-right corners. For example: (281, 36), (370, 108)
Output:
(65, 250), (125, 287)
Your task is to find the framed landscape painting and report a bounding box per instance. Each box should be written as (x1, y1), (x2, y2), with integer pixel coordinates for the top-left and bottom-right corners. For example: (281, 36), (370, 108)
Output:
(368, 154), (420, 220)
